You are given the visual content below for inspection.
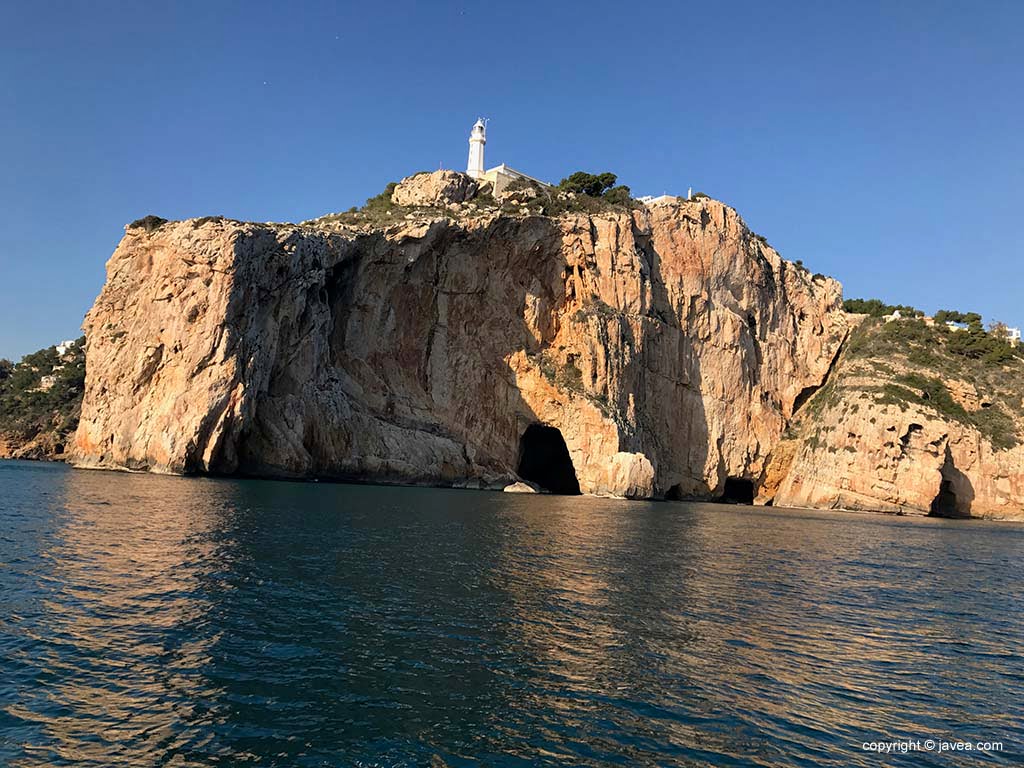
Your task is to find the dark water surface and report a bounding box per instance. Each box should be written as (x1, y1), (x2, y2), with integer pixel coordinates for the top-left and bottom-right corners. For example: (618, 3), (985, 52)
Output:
(1, 460), (1022, 767)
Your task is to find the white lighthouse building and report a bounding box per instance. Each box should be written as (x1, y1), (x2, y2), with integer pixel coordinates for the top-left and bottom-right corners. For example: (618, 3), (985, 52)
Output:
(465, 118), (549, 196)
(467, 118), (486, 179)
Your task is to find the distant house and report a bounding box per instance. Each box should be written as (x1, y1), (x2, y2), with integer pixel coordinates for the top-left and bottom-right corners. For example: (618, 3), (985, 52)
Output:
(55, 339), (77, 357)
(946, 321), (966, 332)
(884, 309), (903, 322)
(1007, 327), (1021, 346)
(637, 195), (679, 206)
(38, 375), (56, 391)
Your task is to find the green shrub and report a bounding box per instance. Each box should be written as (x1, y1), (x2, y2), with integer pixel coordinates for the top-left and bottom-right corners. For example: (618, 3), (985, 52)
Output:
(365, 182), (398, 211)
(895, 373), (967, 420)
(934, 309), (983, 329)
(946, 325), (1017, 362)
(128, 215), (168, 233)
(601, 185), (633, 206)
(558, 171), (618, 197)
(842, 298), (922, 317)
(504, 177), (538, 195)
(574, 299), (619, 322)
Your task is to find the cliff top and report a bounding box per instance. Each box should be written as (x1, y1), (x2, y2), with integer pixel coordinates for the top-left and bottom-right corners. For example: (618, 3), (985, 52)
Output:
(125, 171), (796, 267)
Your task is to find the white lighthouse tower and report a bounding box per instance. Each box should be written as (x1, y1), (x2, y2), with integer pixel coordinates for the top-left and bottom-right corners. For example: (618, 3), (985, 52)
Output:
(467, 118), (486, 179)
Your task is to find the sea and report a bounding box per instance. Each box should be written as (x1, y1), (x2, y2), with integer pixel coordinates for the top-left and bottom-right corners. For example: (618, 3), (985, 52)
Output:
(1, 459), (1021, 766)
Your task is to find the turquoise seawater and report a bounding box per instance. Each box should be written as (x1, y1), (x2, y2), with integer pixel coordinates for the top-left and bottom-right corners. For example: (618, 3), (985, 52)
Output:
(1, 459), (1021, 766)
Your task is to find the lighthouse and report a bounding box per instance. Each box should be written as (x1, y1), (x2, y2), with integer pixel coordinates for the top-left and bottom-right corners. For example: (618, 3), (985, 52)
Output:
(462, 118), (550, 196)
(467, 118), (486, 179)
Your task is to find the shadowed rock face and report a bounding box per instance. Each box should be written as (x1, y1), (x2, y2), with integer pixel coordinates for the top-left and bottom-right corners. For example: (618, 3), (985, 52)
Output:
(71, 199), (847, 499)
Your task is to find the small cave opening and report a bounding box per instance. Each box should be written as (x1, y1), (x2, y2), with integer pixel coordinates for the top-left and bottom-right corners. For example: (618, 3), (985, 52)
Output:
(719, 477), (755, 505)
(930, 480), (959, 518)
(792, 383), (820, 415)
(665, 483), (685, 501)
(899, 423), (923, 452)
(516, 424), (581, 495)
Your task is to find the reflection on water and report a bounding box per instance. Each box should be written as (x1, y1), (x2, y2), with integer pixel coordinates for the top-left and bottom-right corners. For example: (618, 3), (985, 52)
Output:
(1, 459), (1022, 766)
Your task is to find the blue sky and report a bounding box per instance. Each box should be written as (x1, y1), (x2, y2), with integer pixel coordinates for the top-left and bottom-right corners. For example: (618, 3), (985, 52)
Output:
(1, 0), (1021, 360)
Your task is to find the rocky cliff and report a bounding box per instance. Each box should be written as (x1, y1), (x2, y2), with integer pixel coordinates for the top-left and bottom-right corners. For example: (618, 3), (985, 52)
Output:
(70, 172), (1023, 517)
(70, 173), (849, 499)
(764, 315), (1024, 519)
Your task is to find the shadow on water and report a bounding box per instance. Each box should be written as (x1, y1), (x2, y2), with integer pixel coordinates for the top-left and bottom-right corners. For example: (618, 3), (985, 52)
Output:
(1, 461), (1023, 766)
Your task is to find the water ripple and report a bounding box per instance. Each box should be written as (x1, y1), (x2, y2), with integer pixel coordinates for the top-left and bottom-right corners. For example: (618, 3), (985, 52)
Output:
(0, 459), (1022, 766)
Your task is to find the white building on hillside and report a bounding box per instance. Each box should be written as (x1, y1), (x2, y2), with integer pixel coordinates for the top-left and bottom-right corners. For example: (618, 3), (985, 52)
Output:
(466, 119), (550, 197)
(637, 195), (679, 206)
(1007, 327), (1021, 346)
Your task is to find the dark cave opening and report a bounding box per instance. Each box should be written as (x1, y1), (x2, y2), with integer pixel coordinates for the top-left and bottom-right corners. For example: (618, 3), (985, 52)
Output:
(792, 383), (820, 415)
(928, 444), (972, 519)
(929, 479), (959, 518)
(665, 484), (684, 501)
(719, 477), (755, 505)
(516, 424), (581, 495)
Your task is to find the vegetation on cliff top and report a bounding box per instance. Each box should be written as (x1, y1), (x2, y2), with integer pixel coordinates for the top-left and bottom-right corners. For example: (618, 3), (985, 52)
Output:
(544, 171), (637, 214)
(845, 316), (1022, 449)
(307, 169), (644, 229)
(843, 297), (924, 317)
(0, 339), (86, 458)
(128, 215), (169, 232)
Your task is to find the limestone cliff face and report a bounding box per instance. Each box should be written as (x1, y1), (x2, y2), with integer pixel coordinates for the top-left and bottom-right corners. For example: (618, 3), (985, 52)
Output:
(71, 191), (848, 498)
(765, 316), (1024, 520)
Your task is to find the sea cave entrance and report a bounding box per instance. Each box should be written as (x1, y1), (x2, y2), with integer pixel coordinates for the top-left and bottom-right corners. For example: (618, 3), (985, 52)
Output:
(928, 446), (972, 519)
(516, 424), (581, 495)
(929, 479), (959, 518)
(719, 477), (755, 505)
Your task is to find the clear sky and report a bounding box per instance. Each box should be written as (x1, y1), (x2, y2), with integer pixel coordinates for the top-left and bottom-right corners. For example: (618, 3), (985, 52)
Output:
(1, 0), (1022, 360)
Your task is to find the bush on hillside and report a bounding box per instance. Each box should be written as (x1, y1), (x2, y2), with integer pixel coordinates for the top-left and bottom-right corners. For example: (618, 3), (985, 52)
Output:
(128, 215), (169, 233)
(601, 185), (633, 206)
(934, 309), (983, 329)
(843, 298), (923, 317)
(365, 182), (398, 211)
(558, 171), (618, 197)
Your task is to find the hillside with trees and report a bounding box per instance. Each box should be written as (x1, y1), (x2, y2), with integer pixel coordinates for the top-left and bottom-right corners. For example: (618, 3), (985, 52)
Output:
(0, 338), (85, 460)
